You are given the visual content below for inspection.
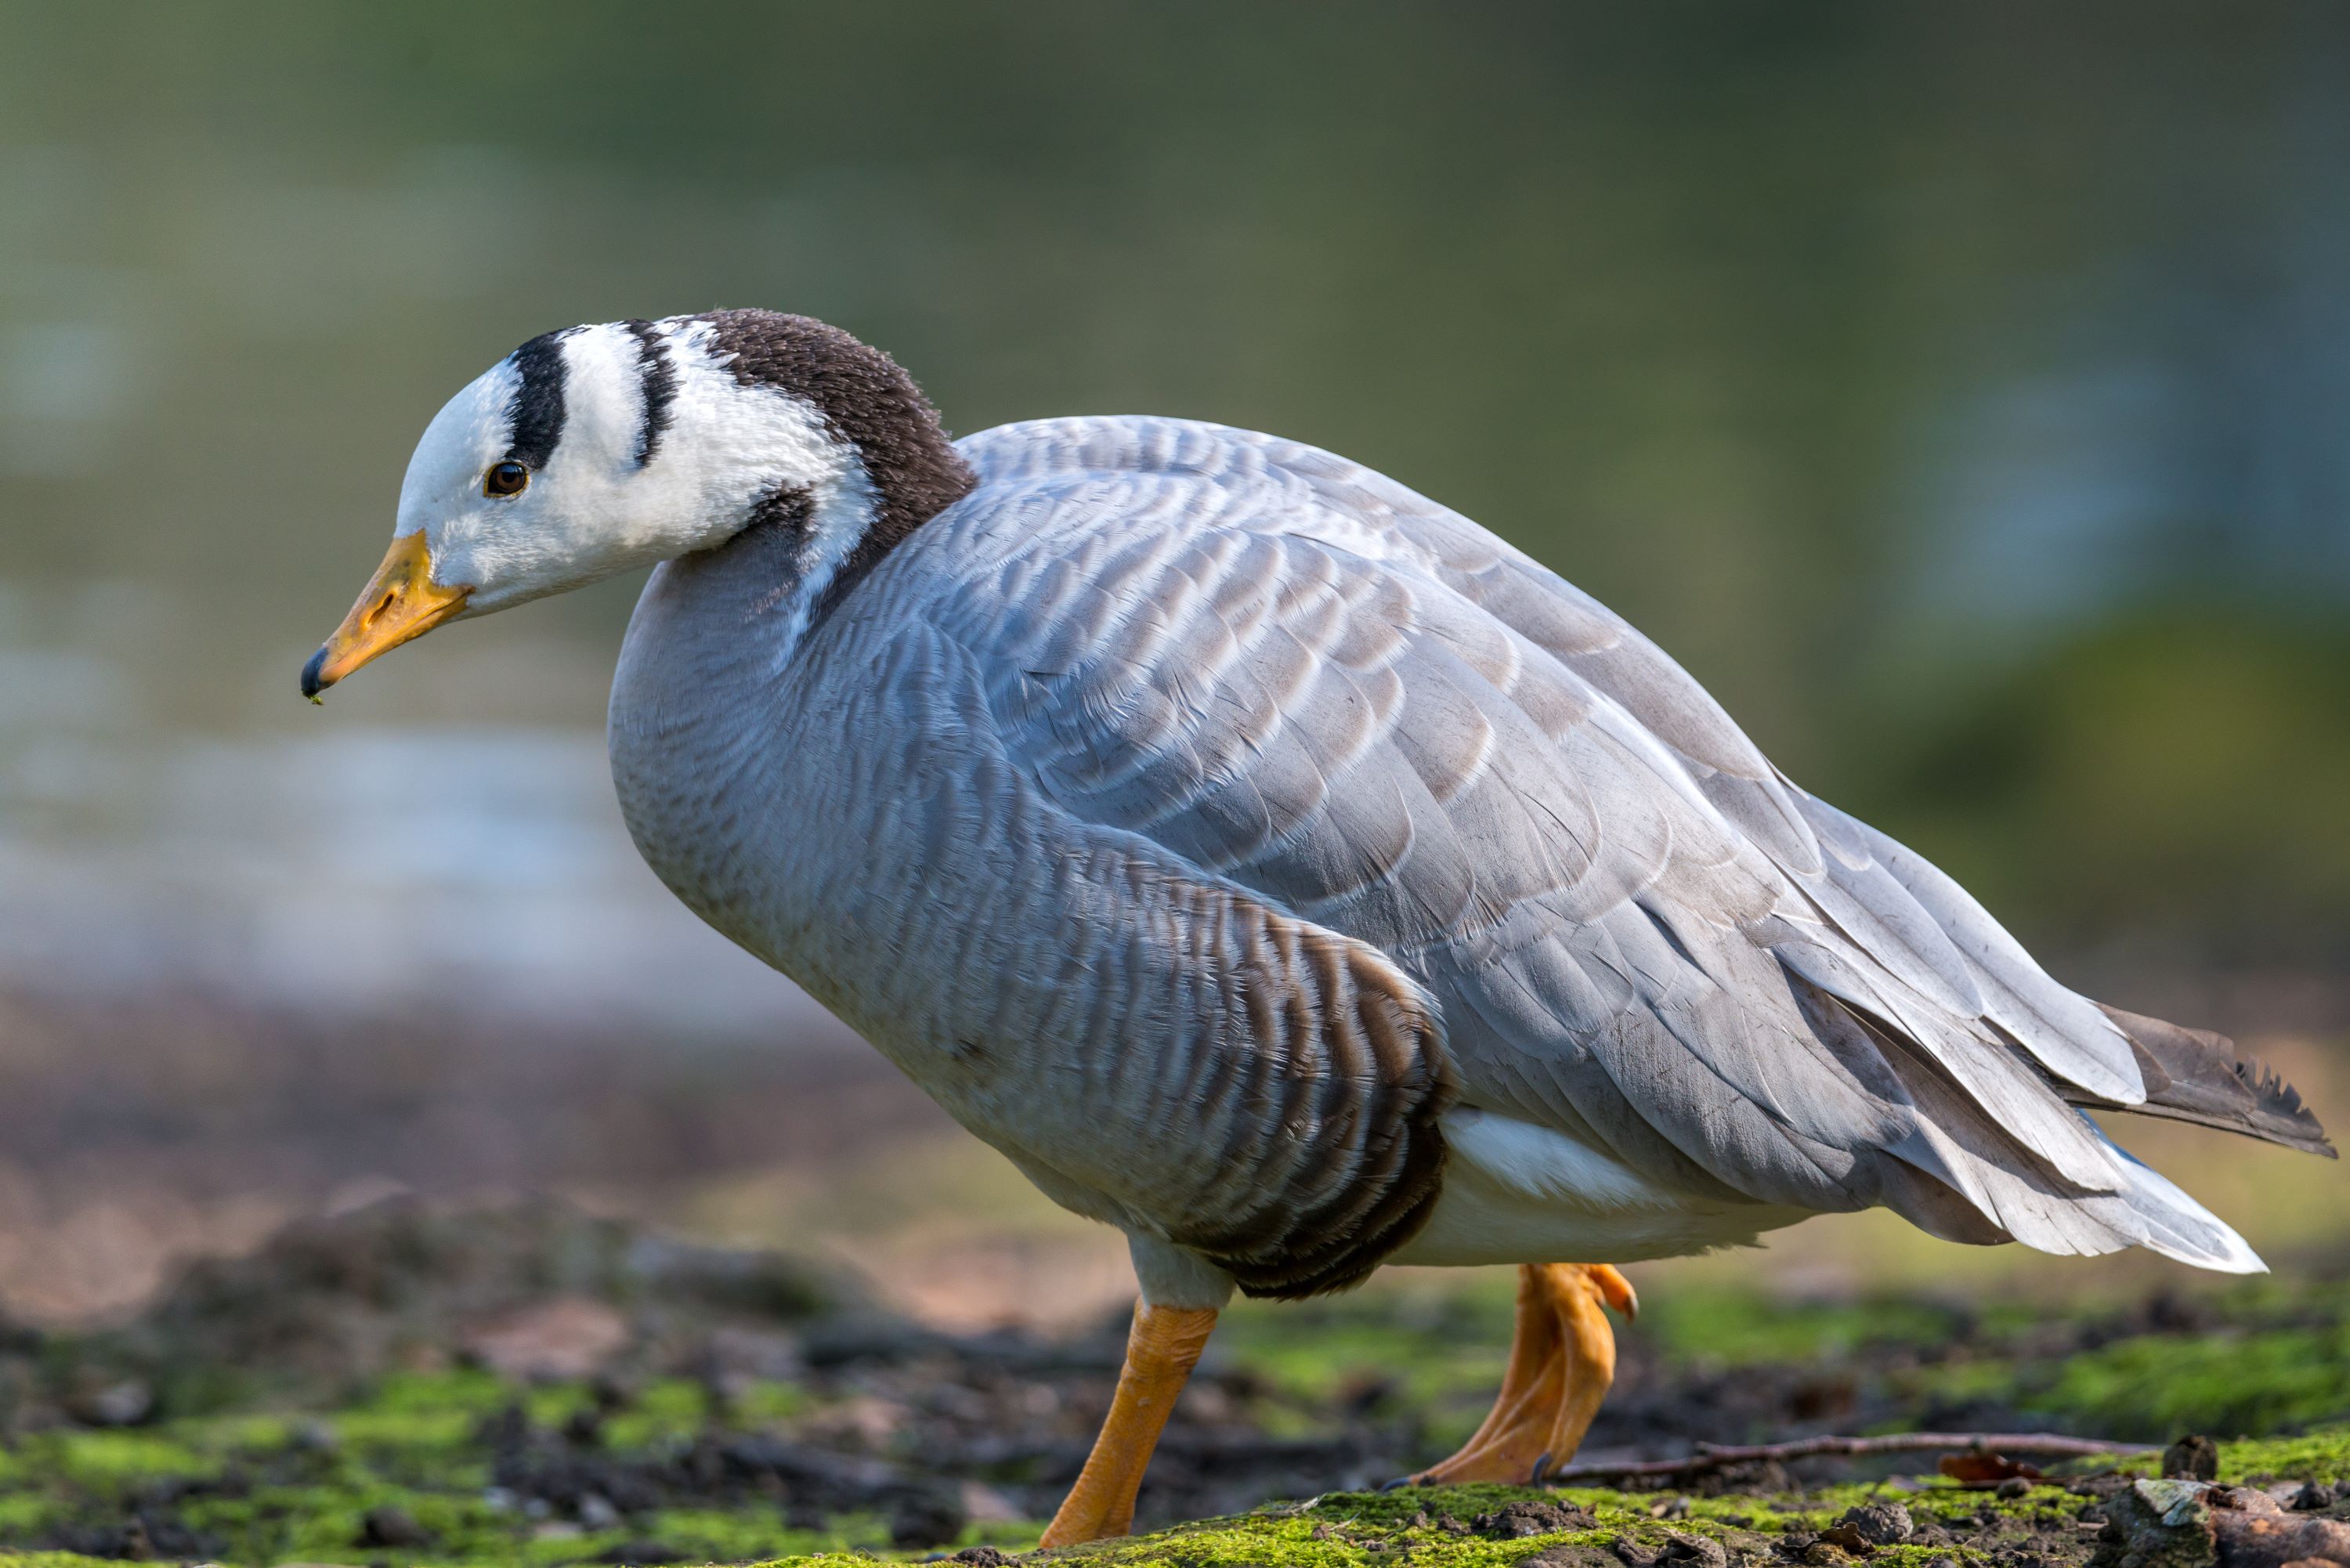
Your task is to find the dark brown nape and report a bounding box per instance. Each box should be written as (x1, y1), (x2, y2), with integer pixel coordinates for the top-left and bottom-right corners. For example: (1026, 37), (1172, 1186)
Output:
(698, 310), (977, 598)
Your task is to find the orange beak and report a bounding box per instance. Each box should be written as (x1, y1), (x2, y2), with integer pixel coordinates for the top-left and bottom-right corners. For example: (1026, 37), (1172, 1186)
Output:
(300, 531), (469, 700)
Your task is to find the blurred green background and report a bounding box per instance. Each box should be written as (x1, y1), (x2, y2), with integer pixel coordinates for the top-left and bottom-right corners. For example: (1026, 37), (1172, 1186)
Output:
(0, 3), (2343, 1326)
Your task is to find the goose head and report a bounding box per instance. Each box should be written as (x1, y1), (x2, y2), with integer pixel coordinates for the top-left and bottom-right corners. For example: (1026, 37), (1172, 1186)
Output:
(302, 310), (972, 699)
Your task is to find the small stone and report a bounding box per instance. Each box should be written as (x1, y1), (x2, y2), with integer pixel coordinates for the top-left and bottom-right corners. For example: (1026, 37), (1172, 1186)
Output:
(110, 1518), (153, 1561)
(358, 1506), (433, 1548)
(2212, 1505), (2350, 1564)
(576, 1494), (622, 1531)
(2134, 1477), (2214, 1529)
(69, 1380), (155, 1428)
(1477, 1501), (1599, 1539)
(1521, 1548), (1618, 1568)
(2161, 1434), (2220, 1483)
(289, 1420), (339, 1453)
(1835, 1503), (1913, 1547)
(1661, 1530), (1730, 1568)
(2288, 1480), (2339, 1511)
(1994, 1477), (2034, 1500)
(888, 1488), (969, 1551)
(2090, 1477), (2214, 1568)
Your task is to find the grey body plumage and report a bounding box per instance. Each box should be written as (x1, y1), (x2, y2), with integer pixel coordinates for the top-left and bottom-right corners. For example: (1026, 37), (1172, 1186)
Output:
(607, 407), (2328, 1302)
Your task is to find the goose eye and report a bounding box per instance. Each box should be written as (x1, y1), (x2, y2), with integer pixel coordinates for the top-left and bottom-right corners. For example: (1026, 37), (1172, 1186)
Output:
(483, 461), (531, 497)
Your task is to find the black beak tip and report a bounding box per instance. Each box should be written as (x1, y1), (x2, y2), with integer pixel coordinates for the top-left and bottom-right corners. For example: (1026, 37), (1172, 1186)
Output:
(299, 646), (331, 701)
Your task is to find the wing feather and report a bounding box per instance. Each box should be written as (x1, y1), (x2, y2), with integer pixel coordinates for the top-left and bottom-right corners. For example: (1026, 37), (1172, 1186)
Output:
(922, 417), (2314, 1265)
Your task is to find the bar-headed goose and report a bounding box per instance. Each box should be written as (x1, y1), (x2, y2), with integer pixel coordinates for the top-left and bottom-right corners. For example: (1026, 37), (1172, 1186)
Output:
(305, 311), (2331, 1544)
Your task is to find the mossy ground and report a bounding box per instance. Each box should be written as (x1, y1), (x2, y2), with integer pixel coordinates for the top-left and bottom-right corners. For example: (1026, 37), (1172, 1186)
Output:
(0, 1291), (2343, 1564)
(0, 1204), (2343, 1566)
(1213, 1270), (2350, 1458)
(0, 1369), (974, 1564)
(5, 1440), (2350, 1568)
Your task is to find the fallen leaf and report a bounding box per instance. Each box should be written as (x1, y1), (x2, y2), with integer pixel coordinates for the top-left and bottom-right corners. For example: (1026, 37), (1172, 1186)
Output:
(1937, 1451), (2045, 1488)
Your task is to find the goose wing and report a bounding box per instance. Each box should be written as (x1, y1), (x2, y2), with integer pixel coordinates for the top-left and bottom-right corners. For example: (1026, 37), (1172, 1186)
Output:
(924, 415), (2299, 1268)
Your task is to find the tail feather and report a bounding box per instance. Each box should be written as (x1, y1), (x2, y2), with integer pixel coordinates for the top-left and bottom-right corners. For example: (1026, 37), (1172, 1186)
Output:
(2088, 1133), (2266, 1274)
(2077, 1005), (2335, 1159)
(1808, 980), (2286, 1274)
(1878, 1113), (2267, 1274)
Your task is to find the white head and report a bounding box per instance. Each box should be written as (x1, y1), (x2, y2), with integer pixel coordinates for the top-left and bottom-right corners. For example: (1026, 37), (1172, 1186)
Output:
(303, 310), (972, 697)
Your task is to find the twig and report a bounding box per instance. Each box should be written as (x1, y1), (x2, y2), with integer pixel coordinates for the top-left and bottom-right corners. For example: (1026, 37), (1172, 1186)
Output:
(1550, 1431), (2157, 1483)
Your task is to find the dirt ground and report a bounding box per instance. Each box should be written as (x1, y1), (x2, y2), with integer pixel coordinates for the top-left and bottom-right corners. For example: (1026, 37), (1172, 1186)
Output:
(0, 970), (2342, 1564)
(0, 1197), (2341, 1566)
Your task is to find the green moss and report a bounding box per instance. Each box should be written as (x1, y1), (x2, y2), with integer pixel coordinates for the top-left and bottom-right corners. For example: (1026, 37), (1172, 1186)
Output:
(601, 1376), (718, 1448)
(521, 1380), (596, 1430)
(1213, 1287), (1511, 1424)
(879, 1482), (1985, 1568)
(2102, 1423), (2350, 1485)
(325, 1367), (512, 1457)
(1024, 1507), (1592, 1567)
(1632, 1292), (1968, 1371)
(187, 1480), (500, 1565)
(0, 1433), (2326, 1568)
(1872, 1279), (2350, 1443)
(345, 1366), (512, 1418)
(638, 1505), (893, 1561)
(732, 1378), (812, 1425)
(27, 1430), (218, 1488)
(0, 1500), (53, 1538)
(2023, 1325), (2350, 1437)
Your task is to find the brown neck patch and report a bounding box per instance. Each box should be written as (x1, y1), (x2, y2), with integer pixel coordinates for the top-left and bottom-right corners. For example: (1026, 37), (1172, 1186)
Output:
(698, 310), (976, 611)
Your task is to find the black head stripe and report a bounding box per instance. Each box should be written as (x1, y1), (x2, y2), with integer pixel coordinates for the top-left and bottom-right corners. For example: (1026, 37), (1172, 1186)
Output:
(504, 329), (572, 471)
(621, 319), (678, 468)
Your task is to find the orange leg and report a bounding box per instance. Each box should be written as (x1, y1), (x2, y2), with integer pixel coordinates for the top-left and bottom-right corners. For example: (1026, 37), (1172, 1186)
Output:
(1039, 1300), (1220, 1548)
(1412, 1263), (1636, 1485)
